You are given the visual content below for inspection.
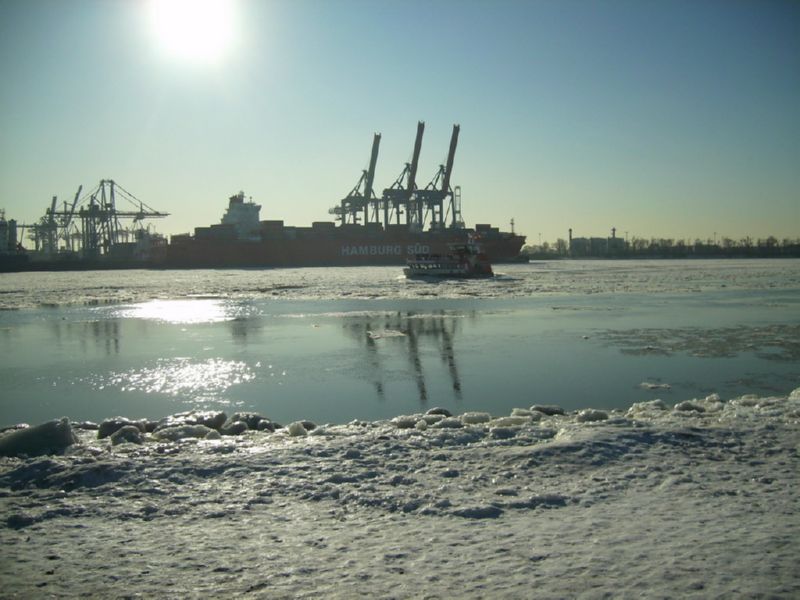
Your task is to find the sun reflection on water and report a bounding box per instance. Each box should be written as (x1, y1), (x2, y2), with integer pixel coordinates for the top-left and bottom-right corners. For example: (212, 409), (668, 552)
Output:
(115, 299), (235, 324)
(101, 357), (255, 400)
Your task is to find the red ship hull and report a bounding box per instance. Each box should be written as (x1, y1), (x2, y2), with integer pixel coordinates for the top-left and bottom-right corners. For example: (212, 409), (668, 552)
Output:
(166, 227), (525, 268)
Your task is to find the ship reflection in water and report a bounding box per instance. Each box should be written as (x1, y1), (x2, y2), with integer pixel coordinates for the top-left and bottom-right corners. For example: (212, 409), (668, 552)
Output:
(342, 310), (472, 405)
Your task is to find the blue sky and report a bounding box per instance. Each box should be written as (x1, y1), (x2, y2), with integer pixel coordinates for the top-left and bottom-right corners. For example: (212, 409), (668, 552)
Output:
(1, 0), (798, 244)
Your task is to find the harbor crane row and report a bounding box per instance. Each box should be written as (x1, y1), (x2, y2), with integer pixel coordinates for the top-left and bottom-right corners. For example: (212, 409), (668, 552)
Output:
(331, 122), (462, 231)
(20, 179), (168, 259)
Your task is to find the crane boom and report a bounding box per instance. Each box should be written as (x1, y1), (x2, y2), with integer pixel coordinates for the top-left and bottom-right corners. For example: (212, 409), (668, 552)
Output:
(440, 124), (460, 194)
(65, 185), (82, 224)
(364, 133), (381, 202)
(407, 121), (425, 193)
(72, 185), (83, 209)
(363, 132), (381, 224)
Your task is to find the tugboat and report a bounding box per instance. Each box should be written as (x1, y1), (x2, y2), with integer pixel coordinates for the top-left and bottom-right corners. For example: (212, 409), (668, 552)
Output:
(404, 241), (494, 279)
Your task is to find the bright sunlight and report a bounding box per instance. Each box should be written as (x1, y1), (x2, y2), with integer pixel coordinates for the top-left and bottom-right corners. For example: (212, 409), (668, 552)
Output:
(148, 0), (238, 65)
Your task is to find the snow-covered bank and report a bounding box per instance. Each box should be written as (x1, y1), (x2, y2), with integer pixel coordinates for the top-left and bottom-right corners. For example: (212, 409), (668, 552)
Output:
(2, 391), (799, 598)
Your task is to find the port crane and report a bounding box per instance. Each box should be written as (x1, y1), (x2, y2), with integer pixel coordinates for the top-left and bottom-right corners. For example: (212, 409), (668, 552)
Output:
(331, 133), (381, 226)
(382, 120), (425, 228)
(332, 122), (462, 231)
(22, 185), (81, 254)
(21, 179), (168, 258)
(414, 123), (462, 230)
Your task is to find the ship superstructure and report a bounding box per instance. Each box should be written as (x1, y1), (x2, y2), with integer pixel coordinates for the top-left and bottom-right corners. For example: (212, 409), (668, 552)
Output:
(0, 209), (20, 254)
(220, 192), (262, 240)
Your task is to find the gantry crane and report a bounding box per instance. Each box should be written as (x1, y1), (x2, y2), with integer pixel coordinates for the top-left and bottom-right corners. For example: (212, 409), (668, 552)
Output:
(330, 133), (381, 225)
(21, 180), (168, 258)
(382, 121), (425, 227)
(414, 124), (461, 229)
(331, 122), (463, 231)
(78, 179), (168, 258)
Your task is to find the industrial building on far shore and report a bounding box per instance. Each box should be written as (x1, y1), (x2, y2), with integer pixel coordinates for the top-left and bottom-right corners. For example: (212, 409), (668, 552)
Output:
(568, 228), (627, 257)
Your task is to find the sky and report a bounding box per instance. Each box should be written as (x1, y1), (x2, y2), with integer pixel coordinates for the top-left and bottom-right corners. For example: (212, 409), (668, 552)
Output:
(1, 0), (798, 245)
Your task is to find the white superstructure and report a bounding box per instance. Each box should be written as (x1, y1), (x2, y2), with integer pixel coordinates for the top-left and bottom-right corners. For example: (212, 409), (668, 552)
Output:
(221, 191), (261, 240)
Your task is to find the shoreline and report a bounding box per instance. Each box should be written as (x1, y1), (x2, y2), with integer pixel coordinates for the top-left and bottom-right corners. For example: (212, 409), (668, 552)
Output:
(1, 387), (798, 457)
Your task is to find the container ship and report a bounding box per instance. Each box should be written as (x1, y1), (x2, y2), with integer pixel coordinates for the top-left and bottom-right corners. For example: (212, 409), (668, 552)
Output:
(166, 123), (525, 268)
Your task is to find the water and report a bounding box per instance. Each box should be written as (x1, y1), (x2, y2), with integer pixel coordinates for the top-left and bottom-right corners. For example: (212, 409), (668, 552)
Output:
(1, 260), (799, 427)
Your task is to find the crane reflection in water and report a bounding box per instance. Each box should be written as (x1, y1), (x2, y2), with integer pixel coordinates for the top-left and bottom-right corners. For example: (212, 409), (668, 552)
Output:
(48, 318), (121, 356)
(341, 310), (473, 405)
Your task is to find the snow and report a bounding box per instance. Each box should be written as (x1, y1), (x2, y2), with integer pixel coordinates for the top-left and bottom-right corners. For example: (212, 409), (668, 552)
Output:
(461, 411), (491, 424)
(0, 418), (76, 458)
(286, 421), (309, 437)
(1, 391), (799, 598)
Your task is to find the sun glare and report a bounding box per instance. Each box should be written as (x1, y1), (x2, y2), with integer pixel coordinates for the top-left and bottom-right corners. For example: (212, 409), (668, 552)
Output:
(119, 299), (232, 324)
(148, 0), (238, 65)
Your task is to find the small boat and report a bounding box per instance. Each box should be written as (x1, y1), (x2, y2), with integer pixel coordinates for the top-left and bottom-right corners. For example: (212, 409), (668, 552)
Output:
(404, 242), (494, 279)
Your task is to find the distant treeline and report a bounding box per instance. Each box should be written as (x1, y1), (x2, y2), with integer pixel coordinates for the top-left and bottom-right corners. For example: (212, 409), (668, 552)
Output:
(523, 236), (800, 259)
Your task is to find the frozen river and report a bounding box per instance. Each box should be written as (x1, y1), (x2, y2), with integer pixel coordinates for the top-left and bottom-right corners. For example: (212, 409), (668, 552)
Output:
(1, 259), (798, 427)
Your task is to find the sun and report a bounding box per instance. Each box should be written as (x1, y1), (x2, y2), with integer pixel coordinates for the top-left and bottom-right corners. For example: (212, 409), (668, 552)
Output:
(148, 0), (238, 65)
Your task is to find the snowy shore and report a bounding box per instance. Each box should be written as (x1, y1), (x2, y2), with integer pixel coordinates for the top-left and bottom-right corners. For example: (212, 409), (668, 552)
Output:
(2, 391), (799, 598)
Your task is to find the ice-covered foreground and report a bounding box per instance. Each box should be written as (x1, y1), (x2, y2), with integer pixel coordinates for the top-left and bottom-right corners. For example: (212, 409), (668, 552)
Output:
(1, 392), (799, 598)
